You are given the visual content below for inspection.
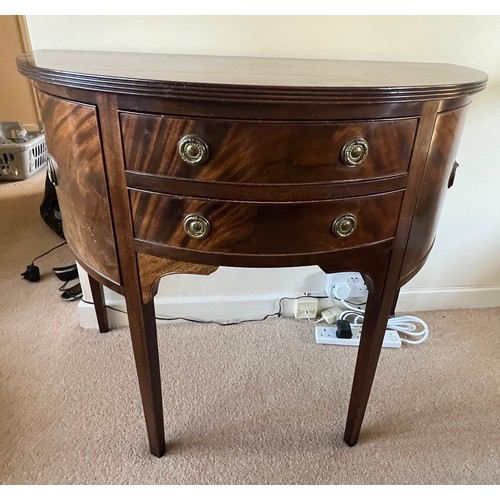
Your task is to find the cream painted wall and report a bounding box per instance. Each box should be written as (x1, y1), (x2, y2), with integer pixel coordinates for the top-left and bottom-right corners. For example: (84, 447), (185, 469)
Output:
(25, 15), (500, 322)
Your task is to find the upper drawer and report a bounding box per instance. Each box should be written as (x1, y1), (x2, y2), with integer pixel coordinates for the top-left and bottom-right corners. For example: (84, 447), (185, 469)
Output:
(120, 113), (417, 184)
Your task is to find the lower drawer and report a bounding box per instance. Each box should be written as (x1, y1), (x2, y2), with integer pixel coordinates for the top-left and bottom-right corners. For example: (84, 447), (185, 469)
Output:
(129, 189), (404, 256)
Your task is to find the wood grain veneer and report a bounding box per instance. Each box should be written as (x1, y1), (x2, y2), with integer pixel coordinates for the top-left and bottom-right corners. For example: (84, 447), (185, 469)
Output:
(120, 113), (418, 184)
(36, 91), (120, 285)
(129, 190), (404, 256)
(17, 50), (487, 458)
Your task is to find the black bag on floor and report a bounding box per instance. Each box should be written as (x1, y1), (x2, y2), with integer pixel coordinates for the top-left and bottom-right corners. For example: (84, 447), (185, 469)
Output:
(39, 170), (65, 239)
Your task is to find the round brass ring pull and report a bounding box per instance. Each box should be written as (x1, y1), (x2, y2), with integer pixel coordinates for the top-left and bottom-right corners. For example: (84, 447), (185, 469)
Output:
(47, 154), (58, 186)
(183, 214), (211, 239)
(178, 135), (209, 165)
(332, 214), (357, 237)
(341, 138), (369, 166)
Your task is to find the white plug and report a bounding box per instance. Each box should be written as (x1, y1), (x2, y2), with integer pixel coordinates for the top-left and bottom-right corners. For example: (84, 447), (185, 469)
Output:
(333, 282), (350, 300)
(319, 306), (342, 324)
(325, 273), (368, 299)
(294, 297), (318, 319)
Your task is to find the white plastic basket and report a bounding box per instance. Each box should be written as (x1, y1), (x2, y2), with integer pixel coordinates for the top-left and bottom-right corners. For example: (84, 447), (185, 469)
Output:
(0, 122), (49, 181)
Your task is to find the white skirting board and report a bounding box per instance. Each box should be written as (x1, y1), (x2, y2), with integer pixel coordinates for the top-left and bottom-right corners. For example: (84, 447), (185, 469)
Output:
(396, 285), (500, 312)
(77, 285), (500, 329)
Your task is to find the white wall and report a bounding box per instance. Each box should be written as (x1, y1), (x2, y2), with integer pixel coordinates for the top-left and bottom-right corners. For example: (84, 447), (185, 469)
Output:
(25, 16), (500, 324)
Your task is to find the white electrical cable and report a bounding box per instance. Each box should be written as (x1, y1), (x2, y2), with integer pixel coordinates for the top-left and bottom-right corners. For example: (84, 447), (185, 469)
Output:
(386, 315), (429, 344)
(333, 284), (429, 345)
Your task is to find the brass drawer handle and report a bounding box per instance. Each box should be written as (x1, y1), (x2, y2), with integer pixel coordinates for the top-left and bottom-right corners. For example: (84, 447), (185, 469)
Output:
(183, 214), (211, 239)
(178, 134), (209, 165)
(47, 154), (58, 186)
(332, 214), (357, 237)
(341, 138), (369, 166)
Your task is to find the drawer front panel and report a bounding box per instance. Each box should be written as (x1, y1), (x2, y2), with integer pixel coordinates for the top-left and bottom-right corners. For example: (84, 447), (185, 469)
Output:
(120, 113), (417, 184)
(130, 190), (404, 255)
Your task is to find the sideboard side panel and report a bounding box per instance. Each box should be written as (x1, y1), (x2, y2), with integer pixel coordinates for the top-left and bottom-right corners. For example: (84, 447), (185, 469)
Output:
(400, 106), (469, 283)
(37, 91), (121, 285)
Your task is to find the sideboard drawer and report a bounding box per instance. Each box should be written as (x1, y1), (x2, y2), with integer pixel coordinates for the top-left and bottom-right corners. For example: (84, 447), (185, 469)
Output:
(120, 113), (417, 184)
(129, 189), (404, 255)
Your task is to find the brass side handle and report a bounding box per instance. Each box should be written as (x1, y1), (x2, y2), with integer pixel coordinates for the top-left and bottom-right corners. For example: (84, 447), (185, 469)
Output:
(47, 154), (58, 186)
(341, 138), (369, 166)
(178, 135), (209, 165)
(332, 213), (357, 237)
(183, 214), (211, 239)
(448, 161), (459, 188)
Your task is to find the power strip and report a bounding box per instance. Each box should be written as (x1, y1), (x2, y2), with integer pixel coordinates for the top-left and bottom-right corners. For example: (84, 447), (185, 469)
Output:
(315, 325), (401, 348)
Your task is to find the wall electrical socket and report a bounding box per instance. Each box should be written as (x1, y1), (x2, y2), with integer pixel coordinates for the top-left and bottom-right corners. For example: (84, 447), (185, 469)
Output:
(294, 297), (318, 319)
(325, 272), (368, 299)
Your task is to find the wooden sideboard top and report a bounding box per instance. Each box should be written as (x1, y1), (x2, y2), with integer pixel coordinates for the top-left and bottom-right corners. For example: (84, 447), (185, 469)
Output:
(17, 50), (488, 102)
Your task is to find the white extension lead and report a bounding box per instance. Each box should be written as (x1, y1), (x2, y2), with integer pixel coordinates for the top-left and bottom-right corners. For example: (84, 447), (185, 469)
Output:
(337, 297), (429, 345)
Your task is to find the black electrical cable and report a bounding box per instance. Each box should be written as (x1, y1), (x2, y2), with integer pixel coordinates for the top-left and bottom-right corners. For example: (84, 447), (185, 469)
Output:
(31, 241), (67, 265)
(58, 280), (71, 292)
(80, 294), (326, 327)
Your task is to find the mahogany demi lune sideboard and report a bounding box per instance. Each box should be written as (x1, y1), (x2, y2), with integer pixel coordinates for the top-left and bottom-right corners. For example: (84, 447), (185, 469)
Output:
(17, 50), (487, 457)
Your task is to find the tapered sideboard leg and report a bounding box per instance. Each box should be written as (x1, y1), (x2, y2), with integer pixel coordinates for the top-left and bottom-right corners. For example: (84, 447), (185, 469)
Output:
(389, 287), (401, 317)
(88, 274), (109, 333)
(126, 297), (166, 457)
(343, 283), (397, 446)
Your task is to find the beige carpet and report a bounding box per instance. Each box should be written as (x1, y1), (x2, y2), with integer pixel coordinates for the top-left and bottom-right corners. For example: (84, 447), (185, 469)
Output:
(0, 173), (499, 485)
